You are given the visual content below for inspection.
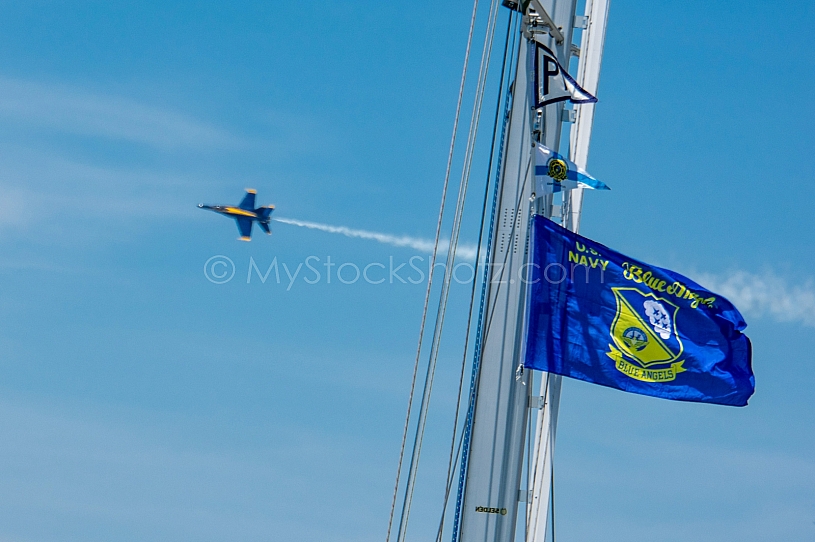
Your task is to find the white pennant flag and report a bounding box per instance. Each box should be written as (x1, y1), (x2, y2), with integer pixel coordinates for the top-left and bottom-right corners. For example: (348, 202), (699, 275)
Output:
(533, 143), (609, 194)
(532, 42), (597, 108)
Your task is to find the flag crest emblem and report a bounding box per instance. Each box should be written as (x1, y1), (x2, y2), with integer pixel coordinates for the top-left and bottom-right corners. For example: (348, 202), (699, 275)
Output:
(609, 288), (683, 368)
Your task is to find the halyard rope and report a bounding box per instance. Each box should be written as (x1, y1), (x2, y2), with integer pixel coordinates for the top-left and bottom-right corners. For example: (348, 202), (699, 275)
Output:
(384, 0), (481, 541)
(394, 0), (502, 539)
(435, 11), (516, 542)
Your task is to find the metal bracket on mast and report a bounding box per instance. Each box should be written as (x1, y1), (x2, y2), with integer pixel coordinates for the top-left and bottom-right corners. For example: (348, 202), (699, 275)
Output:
(524, 0), (565, 43)
(529, 395), (546, 409)
(518, 489), (534, 502)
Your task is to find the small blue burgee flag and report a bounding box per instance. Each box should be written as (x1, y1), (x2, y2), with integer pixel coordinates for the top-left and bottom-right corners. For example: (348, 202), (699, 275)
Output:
(524, 216), (754, 406)
(534, 143), (609, 194)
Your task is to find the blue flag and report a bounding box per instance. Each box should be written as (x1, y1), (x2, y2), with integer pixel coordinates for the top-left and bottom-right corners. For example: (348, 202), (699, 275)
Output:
(523, 216), (754, 406)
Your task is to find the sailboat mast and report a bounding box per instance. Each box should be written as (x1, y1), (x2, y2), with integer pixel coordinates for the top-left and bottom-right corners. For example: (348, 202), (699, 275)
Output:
(455, 1), (572, 540)
(456, 28), (535, 542)
(525, 1), (610, 540)
(456, 0), (608, 540)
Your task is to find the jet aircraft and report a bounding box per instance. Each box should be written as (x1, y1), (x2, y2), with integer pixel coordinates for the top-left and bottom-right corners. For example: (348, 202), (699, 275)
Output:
(198, 189), (275, 241)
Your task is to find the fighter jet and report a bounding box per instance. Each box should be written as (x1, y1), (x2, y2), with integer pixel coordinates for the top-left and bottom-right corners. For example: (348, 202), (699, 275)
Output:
(198, 189), (275, 241)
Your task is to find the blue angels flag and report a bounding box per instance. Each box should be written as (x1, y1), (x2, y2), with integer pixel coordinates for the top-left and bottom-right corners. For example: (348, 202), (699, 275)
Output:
(534, 143), (610, 194)
(523, 216), (754, 406)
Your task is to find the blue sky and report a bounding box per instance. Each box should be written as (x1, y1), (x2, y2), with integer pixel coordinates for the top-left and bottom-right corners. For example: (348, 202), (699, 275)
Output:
(0, 1), (813, 541)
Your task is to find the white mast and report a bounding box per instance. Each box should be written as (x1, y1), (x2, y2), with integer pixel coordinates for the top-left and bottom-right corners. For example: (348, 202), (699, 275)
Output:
(455, 1), (572, 541)
(456, 28), (534, 542)
(455, 0), (609, 540)
(567, 0), (611, 234)
(526, 0), (610, 540)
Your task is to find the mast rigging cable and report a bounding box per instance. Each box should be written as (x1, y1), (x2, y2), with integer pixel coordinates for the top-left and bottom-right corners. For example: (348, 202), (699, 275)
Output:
(384, 0), (481, 540)
(394, 1), (502, 540)
(435, 12), (518, 541)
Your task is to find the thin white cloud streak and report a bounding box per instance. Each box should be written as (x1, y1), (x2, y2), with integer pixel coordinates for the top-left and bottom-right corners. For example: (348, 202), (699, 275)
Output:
(273, 217), (478, 260)
(0, 78), (237, 149)
(0, 148), (203, 225)
(0, 187), (28, 227)
(697, 270), (815, 327)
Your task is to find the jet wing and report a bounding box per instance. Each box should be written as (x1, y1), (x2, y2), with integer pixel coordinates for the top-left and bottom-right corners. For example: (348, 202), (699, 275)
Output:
(239, 190), (256, 211)
(235, 218), (253, 241)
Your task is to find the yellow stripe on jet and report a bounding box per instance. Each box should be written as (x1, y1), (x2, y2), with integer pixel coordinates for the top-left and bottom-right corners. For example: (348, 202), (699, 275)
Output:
(224, 207), (257, 217)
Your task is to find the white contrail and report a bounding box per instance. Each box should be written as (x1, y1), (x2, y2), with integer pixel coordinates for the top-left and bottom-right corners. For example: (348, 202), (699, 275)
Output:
(696, 270), (815, 327)
(273, 217), (478, 260)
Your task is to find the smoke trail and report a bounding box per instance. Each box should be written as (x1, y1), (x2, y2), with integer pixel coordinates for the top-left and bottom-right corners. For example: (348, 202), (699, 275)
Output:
(273, 217), (478, 260)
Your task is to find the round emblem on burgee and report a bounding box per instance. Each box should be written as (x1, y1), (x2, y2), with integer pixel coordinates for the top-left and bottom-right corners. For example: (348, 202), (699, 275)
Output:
(547, 158), (568, 182)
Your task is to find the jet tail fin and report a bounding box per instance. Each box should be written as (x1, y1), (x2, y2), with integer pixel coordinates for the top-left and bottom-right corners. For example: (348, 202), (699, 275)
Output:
(258, 222), (271, 235)
(256, 205), (274, 220)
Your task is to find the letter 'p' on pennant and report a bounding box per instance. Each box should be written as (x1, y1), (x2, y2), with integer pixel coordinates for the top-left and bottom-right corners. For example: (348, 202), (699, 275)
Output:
(532, 42), (597, 108)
